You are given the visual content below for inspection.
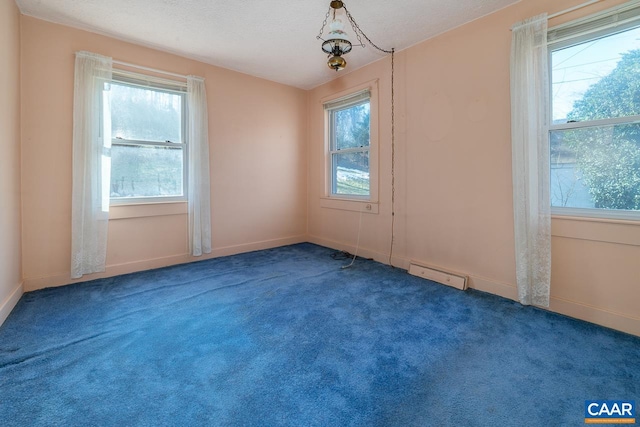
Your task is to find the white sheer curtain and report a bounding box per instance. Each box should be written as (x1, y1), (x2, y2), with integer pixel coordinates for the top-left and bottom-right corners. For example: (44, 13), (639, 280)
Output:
(71, 51), (112, 278)
(510, 14), (551, 307)
(187, 76), (212, 256)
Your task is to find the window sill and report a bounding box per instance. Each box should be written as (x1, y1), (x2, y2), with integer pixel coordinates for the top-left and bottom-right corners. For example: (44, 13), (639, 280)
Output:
(551, 214), (640, 247)
(109, 201), (187, 220)
(551, 207), (640, 222)
(320, 197), (379, 214)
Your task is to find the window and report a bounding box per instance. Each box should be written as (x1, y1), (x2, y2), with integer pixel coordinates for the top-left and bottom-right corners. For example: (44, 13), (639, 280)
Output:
(325, 90), (372, 199)
(548, 3), (640, 219)
(109, 72), (187, 203)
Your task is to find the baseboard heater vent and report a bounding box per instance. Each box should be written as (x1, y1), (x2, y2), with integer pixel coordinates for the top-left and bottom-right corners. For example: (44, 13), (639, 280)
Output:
(408, 263), (468, 291)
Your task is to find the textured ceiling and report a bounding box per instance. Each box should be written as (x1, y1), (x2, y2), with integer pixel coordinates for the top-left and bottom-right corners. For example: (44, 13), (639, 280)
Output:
(15, 0), (520, 89)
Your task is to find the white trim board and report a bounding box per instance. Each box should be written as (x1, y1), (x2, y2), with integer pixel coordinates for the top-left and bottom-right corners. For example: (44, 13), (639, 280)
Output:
(306, 234), (640, 337)
(18, 233), (640, 337)
(23, 235), (307, 292)
(548, 297), (640, 337)
(0, 282), (23, 327)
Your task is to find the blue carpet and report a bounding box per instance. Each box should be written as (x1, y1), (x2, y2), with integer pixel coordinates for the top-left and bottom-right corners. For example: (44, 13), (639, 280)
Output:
(0, 243), (638, 426)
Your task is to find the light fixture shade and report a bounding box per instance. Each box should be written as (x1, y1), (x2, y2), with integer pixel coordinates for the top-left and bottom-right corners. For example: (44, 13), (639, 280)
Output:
(321, 18), (352, 56)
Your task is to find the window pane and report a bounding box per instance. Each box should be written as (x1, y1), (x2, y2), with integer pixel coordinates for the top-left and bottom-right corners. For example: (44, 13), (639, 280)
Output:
(333, 151), (370, 196)
(110, 145), (183, 198)
(111, 82), (183, 142)
(551, 26), (640, 122)
(334, 101), (370, 150)
(550, 123), (640, 211)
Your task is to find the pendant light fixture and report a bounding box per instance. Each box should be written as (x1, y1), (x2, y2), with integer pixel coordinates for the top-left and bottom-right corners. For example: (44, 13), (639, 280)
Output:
(316, 1), (399, 267)
(319, 1), (352, 71)
(316, 0), (393, 71)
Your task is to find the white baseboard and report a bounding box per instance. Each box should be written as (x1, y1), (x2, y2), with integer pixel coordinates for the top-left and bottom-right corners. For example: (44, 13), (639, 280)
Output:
(0, 282), (23, 327)
(307, 234), (640, 337)
(23, 234), (308, 292)
(307, 234), (411, 269)
(23, 253), (194, 292)
(468, 274), (518, 301)
(548, 297), (640, 337)
(208, 234), (307, 259)
(469, 276), (639, 336)
(19, 233), (640, 337)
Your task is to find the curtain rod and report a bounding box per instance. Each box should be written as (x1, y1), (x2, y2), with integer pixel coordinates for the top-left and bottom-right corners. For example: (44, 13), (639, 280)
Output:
(548, 0), (601, 19)
(112, 59), (188, 80)
(510, 0), (602, 30)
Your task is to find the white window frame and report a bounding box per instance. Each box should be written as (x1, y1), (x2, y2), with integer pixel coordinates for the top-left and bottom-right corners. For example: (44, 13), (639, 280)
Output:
(109, 70), (188, 205)
(548, 2), (640, 221)
(322, 80), (379, 211)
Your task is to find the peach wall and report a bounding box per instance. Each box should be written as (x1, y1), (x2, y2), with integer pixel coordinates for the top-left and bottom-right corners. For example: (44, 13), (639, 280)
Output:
(20, 16), (307, 291)
(307, 0), (640, 336)
(11, 0), (639, 336)
(0, 0), (23, 324)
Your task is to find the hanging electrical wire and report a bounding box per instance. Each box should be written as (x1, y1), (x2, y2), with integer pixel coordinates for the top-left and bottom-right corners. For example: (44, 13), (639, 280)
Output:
(341, 4), (397, 268)
(317, 0), (397, 267)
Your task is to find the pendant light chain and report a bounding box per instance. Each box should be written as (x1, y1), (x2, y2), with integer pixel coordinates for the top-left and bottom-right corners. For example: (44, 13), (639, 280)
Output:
(342, 5), (394, 54)
(316, 7), (332, 40)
